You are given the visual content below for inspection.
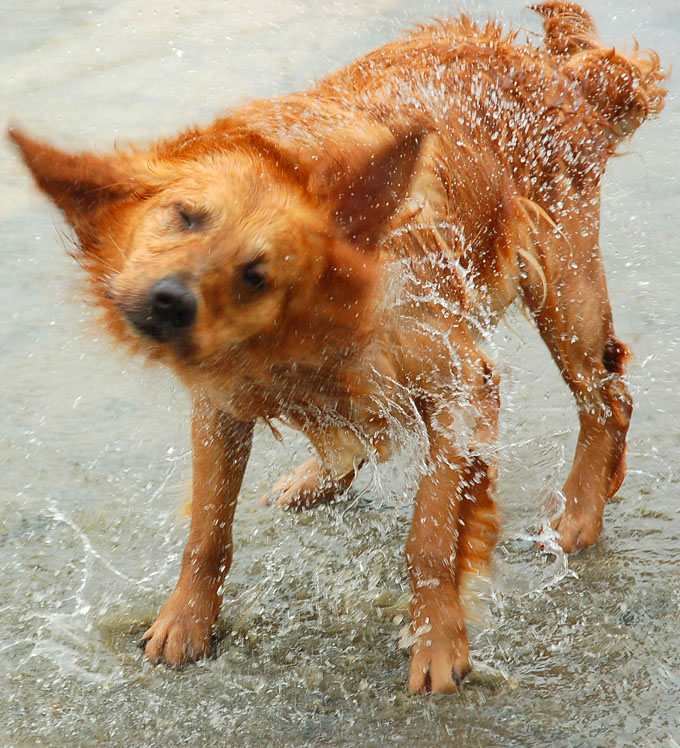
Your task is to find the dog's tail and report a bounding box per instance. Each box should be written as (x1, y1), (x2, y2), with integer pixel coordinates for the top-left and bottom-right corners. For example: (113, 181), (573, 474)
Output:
(531, 2), (667, 143)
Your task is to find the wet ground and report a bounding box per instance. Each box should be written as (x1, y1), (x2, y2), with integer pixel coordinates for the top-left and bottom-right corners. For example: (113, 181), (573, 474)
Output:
(1, 1), (679, 746)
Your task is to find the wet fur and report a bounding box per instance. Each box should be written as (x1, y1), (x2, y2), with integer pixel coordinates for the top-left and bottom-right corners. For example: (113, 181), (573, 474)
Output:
(10, 2), (666, 693)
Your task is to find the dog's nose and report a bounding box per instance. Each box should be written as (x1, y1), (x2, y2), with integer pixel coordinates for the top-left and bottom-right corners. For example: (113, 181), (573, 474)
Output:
(149, 277), (197, 329)
(125, 277), (197, 342)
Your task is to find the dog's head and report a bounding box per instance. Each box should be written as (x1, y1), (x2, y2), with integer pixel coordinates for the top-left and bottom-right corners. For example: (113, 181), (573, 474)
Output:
(9, 123), (423, 407)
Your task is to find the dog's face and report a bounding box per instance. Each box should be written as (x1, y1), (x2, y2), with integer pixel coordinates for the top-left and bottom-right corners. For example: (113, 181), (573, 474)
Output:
(108, 149), (346, 362)
(10, 126), (423, 406)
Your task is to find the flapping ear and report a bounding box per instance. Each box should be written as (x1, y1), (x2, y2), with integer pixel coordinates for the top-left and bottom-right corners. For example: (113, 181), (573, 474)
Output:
(309, 129), (424, 249)
(8, 126), (143, 231)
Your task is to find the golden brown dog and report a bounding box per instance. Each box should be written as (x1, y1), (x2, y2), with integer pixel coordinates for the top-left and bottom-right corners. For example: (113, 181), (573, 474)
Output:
(10, 2), (666, 693)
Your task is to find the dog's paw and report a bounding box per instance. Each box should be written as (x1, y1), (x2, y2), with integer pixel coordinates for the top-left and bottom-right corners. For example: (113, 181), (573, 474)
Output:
(260, 457), (339, 509)
(139, 589), (220, 668)
(408, 638), (471, 694)
(549, 511), (603, 553)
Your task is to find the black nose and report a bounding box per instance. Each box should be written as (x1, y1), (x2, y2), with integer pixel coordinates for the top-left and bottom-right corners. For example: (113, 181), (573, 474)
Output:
(149, 277), (197, 329)
(126, 277), (197, 342)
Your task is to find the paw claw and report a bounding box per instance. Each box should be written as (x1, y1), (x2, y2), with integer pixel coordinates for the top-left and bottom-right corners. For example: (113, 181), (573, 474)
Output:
(408, 643), (470, 694)
(549, 512), (602, 553)
(139, 588), (220, 668)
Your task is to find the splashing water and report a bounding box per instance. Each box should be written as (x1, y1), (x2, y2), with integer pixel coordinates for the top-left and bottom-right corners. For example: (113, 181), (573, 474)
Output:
(2, 0), (679, 746)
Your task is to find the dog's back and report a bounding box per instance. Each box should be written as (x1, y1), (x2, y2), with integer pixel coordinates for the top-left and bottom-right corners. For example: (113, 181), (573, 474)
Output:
(213, 2), (667, 323)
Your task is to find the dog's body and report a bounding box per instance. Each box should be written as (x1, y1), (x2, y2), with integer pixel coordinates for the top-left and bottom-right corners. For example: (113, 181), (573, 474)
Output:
(11, 2), (665, 693)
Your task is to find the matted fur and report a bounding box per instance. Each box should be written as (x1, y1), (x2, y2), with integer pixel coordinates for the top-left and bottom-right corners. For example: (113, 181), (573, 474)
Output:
(10, 2), (666, 694)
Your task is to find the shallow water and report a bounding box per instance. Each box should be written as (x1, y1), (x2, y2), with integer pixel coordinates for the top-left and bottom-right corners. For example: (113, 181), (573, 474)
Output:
(1, 1), (679, 746)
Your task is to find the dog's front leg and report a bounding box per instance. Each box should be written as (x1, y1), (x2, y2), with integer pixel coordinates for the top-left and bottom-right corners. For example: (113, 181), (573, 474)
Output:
(141, 396), (253, 667)
(406, 396), (498, 694)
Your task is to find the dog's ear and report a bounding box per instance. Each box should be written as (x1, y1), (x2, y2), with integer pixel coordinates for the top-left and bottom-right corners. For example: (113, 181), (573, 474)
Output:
(309, 129), (424, 249)
(8, 126), (143, 232)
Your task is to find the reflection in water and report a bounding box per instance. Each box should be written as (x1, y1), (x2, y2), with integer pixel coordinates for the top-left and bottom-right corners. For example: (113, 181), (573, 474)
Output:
(1, 1), (679, 746)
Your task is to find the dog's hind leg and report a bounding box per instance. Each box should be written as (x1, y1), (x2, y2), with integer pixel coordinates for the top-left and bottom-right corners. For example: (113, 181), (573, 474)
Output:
(260, 457), (357, 509)
(518, 193), (632, 553)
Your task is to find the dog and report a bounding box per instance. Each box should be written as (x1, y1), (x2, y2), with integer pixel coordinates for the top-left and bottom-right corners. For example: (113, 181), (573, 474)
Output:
(10, 2), (666, 693)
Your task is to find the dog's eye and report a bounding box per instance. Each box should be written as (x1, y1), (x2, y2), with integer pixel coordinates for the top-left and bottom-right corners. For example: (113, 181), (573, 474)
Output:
(241, 261), (269, 293)
(175, 202), (207, 231)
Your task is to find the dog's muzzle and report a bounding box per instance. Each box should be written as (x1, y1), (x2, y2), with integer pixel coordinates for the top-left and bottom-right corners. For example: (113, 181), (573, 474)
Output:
(123, 276), (197, 343)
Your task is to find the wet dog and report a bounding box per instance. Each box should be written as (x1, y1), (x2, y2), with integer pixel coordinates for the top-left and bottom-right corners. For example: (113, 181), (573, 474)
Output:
(10, 2), (665, 692)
